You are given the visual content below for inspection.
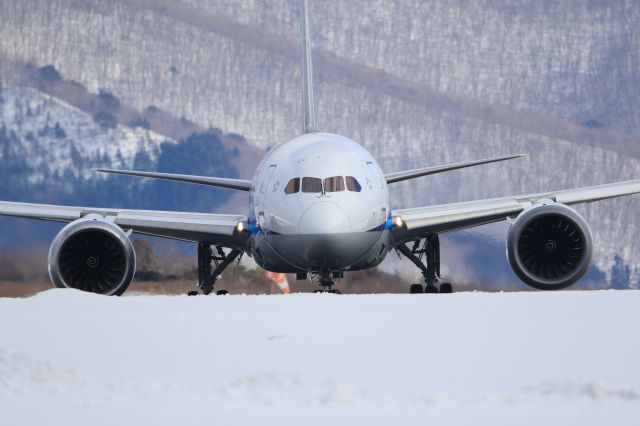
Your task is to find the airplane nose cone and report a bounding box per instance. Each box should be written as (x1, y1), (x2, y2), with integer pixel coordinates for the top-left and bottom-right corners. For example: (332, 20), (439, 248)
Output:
(299, 202), (351, 234)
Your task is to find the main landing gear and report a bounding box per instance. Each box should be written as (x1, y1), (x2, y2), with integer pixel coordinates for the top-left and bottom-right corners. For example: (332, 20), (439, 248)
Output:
(397, 235), (454, 294)
(188, 242), (242, 296)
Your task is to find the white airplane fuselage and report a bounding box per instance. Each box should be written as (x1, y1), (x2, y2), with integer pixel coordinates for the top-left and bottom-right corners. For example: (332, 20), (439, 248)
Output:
(248, 132), (393, 273)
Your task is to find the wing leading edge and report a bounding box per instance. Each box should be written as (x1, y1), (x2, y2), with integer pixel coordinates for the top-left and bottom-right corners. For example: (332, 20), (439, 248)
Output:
(392, 179), (640, 243)
(385, 154), (525, 184)
(0, 200), (247, 248)
(94, 168), (253, 191)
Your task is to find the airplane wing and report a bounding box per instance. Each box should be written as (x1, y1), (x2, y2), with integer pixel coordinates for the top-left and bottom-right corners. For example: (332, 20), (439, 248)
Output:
(94, 168), (253, 191)
(385, 154), (524, 184)
(0, 200), (247, 248)
(392, 179), (640, 243)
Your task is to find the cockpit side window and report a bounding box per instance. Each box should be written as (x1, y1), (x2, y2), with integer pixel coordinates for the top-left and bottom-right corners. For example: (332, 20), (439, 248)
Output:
(324, 176), (345, 192)
(345, 176), (362, 192)
(284, 178), (300, 194)
(301, 177), (323, 193)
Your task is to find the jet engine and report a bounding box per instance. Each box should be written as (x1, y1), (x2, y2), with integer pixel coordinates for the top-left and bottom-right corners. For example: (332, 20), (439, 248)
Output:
(48, 216), (136, 296)
(506, 201), (592, 290)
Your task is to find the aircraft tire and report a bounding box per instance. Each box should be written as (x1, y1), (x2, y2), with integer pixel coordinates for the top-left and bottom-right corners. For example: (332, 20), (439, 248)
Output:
(439, 283), (454, 293)
(425, 284), (439, 293)
(410, 284), (424, 294)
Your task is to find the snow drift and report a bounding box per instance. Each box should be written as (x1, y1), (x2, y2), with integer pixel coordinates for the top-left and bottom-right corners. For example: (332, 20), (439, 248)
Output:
(0, 289), (639, 425)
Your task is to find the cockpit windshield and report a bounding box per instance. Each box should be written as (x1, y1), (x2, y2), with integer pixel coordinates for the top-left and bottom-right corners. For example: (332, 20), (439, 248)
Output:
(324, 176), (345, 192)
(284, 178), (300, 194)
(345, 176), (362, 192)
(301, 177), (323, 193)
(285, 176), (362, 194)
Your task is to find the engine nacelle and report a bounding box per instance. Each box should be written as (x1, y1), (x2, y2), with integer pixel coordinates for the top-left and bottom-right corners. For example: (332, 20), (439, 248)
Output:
(507, 201), (592, 290)
(48, 216), (136, 296)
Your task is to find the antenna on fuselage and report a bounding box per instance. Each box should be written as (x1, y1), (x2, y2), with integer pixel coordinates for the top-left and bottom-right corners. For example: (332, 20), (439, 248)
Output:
(301, 0), (318, 134)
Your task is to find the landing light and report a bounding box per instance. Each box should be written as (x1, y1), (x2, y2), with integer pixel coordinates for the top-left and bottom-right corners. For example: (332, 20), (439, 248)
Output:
(392, 215), (406, 230)
(235, 221), (248, 234)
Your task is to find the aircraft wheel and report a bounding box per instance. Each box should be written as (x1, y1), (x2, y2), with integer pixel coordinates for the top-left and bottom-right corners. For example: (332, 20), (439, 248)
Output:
(216, 290), (230, 296)
(425, 284), (439, 293)
(409, 284), (424, 294)
(440, 283), (454, 294)
(187, 291), (199, 296)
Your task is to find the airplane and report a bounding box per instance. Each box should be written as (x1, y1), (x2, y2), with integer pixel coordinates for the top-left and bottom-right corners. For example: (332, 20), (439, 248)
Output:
(1, 0), (639, 296)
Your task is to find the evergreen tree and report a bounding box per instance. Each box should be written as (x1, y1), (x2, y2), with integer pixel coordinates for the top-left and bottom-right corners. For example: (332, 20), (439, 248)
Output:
(53, 122), (66, 139)
(129, 117), (150, 129)
(610, 254), (631, 289)
(634, 267), (640, 290)
(133, 149), (153, 171)
(151, 131), (236, 211)
(98, 89), (121, 110)
(39, 65), (62, 83)
(93, 110), (117, 129)
(69, 145), (83, 166)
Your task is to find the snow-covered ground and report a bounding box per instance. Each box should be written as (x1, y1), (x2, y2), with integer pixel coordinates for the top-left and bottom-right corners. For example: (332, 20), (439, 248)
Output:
(1, 289), (639, 425)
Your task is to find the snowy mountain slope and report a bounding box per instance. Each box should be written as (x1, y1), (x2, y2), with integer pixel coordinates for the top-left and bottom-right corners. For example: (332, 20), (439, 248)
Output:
(0, 86), (172, 182)
(0, 84), (247, 251)
(3, 0), (638, 146)
(0, 290), (639, 425)
(132, 0), (640, 157)
(192, 0), (640, 137)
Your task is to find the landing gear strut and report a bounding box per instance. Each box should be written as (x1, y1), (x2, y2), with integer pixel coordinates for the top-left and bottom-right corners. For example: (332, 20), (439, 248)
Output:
(312, 270), (342, 294)
(190, 242), (242, 295)
(397, 235), (453, 294)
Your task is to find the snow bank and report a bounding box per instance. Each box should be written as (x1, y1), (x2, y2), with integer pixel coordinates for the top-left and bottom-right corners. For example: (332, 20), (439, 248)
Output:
(1, 290), (639, 425)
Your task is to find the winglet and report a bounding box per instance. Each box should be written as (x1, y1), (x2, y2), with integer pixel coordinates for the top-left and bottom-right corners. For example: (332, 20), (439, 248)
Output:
(301, 0), (318, 134)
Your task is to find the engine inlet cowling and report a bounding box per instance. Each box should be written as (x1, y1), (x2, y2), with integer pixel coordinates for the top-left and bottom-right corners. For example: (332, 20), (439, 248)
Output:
(507, 201), (593, 290)
(48, 217), (136, 296)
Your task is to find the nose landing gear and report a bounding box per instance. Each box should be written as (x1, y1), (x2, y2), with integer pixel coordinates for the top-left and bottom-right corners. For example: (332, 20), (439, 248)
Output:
(311, 270), (343, 294)
(397, 235), (453, 294)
